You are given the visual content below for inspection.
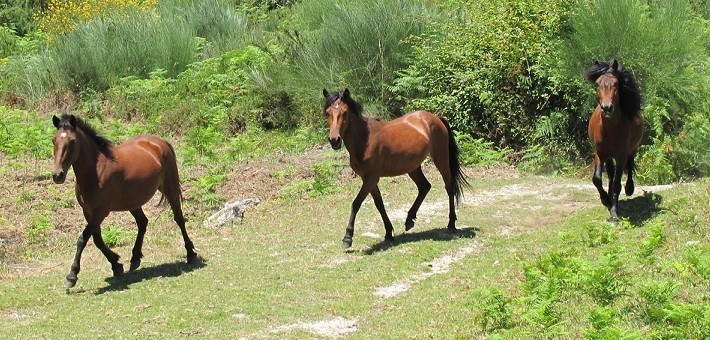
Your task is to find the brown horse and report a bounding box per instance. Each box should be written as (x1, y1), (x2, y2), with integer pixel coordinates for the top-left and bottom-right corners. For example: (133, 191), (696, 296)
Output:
(51, 114), (197, 288)
(323, 89), (470, 248)
(585, 59), (644, 223)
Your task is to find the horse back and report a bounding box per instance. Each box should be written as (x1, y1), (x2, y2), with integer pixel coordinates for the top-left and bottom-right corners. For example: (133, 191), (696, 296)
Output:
(107, 135), (177, 187)
(368, 110), (448, 176)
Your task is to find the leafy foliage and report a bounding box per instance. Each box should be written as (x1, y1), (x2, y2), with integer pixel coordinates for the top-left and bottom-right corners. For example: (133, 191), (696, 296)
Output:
(454, 132), (512, 167)
(0, 106), (53, 158)
(393, 0), (578, 150)
(0, 0), (46, 36)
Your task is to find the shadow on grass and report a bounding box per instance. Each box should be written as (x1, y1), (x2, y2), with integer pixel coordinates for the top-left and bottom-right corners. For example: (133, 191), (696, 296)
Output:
(93, 255), (207, 295)
(620, 190), (663, 226)
(360, 227), (478, 255)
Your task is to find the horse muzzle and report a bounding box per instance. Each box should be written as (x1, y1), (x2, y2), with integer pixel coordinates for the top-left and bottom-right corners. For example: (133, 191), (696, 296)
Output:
(52, 171), (66, 184)
(600, 104), (614, 118)
(329, 137), (342, 150)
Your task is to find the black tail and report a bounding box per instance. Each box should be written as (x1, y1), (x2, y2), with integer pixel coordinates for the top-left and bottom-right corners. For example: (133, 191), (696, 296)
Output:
(626, 151), (636, 176)
(440, 117), (470, 204)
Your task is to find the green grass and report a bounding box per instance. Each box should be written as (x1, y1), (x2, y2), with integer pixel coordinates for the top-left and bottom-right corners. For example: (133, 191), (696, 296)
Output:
(1, 160), (706, 337)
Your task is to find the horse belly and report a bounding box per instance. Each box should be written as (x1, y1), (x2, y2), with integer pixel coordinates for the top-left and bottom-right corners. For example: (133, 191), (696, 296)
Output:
(109, 180), (160, 211)
(106, 162), (163, 211)
(380, 153), (428, 177)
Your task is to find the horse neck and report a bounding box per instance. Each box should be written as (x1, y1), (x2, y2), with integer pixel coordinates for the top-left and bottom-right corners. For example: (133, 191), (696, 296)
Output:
(341, 111), (370, 156)
(72, 130), (106, 184)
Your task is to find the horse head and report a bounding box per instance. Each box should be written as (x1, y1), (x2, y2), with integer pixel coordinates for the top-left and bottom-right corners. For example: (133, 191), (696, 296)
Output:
(51, 114), (80, 184)
(322, 88), (352, 150)
(587, 59), (622, 118)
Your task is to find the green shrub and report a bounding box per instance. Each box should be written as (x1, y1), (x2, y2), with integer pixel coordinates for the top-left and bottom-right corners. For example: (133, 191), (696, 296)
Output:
(454, 132), (512, 166)
(0, 0), (44, 36)
(0, 106), (53, 158)
(0, 26), (18, 59)
(393, 0), (576, 149)
(475, 288), (514, 332)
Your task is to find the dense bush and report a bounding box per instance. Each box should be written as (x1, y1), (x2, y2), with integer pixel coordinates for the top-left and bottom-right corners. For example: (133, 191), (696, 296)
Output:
(105, 45), (279, 133)
(0, 0), (47, 36)
(392, 0), (579, 152)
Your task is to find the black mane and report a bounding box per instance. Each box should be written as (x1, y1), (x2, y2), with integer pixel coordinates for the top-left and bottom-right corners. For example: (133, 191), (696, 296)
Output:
(584, 59), (642, 116)
(57, 114), (115, 160)
(323, 89), (364, 116)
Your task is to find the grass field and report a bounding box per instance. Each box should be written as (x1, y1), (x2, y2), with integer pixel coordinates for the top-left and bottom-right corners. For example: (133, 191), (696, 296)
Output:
(0, 136), (708, 338)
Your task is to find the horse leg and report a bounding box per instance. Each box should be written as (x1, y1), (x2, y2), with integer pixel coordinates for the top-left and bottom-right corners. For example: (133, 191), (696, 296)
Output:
(129, 208), (148, 271)
(625, 153), (636, 196)
(92, 226), (124, 277)
(65, 211), (108, 288)
(405, 167), (431, 231)
(605, 159), (615, 199)
(165, 193), (197, 264)
(592, 156), (611, 207)
(371, 185), (394, 242)
(343, 176), (378, 248)
(609, 162), (625, 223)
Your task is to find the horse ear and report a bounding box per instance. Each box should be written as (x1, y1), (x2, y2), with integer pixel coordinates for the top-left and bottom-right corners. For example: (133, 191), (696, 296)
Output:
(69, 115), (77, 128)
(611, 59), (619, 70)
(343, 88), (350, 98)
(323, 88), (329, 98)
(52, 115), (60, 128)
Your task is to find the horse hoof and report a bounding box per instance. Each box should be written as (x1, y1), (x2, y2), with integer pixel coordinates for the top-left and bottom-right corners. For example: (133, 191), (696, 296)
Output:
(129, 260), (141, 271)
(405, 220), (415, 231)
(187, 253), (199, 264)
(625, 185), (634, 196)
(384, 234), (394, 242)
(342, 238), (353, 249)
(608, 215), (619, 226)
(65, 276), (77, 289)
(112, 263), (124, 277)
(446, 227), (458, 234)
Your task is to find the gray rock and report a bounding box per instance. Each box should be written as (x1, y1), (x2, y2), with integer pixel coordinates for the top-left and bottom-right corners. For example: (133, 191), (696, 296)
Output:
(203, 198), (260, 227)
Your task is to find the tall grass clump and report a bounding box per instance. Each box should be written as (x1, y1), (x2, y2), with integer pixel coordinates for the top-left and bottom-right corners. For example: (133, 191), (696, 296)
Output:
(4, 0), (252, 106)
(285, 0), (433, 117)
(558, 0), (709, 183)
(158, 0), (254, 57)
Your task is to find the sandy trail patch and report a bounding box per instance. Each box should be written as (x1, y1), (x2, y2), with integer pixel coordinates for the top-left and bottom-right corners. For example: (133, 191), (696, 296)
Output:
(374, 242), (482, 299)
(253, 317), (358, 339)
